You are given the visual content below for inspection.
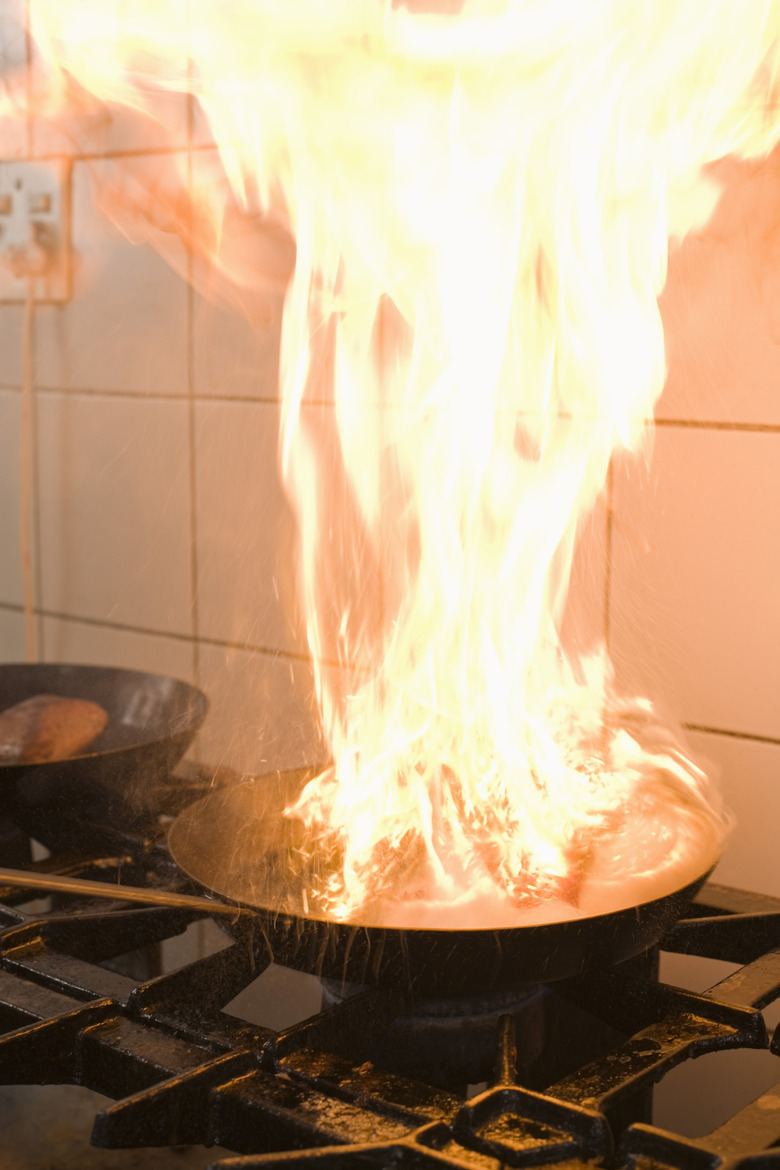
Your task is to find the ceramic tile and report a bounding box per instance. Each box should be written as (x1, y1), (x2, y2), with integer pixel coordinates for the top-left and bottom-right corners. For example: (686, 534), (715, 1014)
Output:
(685, 729), (780, 899)
(0, 389), (24, 605)
(190, 100), (215, 148)
(37, 393), (194, 635)
(609, 428), (780, 741)
(191, 287), (282, 399)
(0, 306), (23, 388)
(195, 398), (304, 654)
(196, 643), (326, 775)
(189, 148), (294, 356)
(0, 0), (29, 159)
(34, 158), (189, 396)
(0, 606), (26, 661)
(0, 0), (25, 69)
(658, 152), (780, 426)
(40, 615), (195, 682)
(36, 97), (190, 160)
(29, 45), (189, 158)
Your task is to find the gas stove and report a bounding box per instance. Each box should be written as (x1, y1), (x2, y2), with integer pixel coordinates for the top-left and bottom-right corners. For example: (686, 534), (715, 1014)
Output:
(0, 765), (779, 1168)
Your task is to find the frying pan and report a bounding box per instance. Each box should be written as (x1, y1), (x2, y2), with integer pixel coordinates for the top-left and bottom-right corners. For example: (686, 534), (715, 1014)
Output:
(0, 663), (208, 831)
(169, 769), (716, 997)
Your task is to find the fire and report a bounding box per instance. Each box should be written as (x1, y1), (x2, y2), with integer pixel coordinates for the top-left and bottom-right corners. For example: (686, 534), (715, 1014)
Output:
(17, 0), (780, 925)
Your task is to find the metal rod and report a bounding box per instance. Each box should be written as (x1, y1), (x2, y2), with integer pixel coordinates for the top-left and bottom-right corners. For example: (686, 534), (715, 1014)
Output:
(0, 866), (246, 917)
(494, 1013), (518, 1086)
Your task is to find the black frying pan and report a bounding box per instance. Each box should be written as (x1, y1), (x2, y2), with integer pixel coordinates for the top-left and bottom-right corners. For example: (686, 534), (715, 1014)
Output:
(169, 769), (715, 997)
(0, 663), (208, 831)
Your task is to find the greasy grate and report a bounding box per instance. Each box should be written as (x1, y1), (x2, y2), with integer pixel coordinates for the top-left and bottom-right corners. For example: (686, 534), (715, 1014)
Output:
(0, 810), (779, 1168)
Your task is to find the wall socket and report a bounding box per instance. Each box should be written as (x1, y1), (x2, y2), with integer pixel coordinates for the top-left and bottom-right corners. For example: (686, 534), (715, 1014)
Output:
(0, 160), (72, 303)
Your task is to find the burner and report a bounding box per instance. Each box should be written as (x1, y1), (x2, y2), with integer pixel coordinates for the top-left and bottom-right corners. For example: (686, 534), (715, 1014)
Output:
(320, 978), (550, 1090)
(0, 766), (778, 1168)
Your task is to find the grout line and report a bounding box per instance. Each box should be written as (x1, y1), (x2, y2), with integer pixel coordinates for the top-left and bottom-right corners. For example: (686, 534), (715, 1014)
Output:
(20, 3), (38, 654)
(186, 68), (201, 689)
(31, 385), (195, 403)
(683, 723), (780, 748)
(28, 385), (327, 408)
(18, 286), (36, 659)
(653, 418), (780, 434)
(28, 144), (194, 165)
(26, 384), (287, 407)
(29, 142), (218, 165)
(7, 384), (780, 429)
(0, 602), (323, 664)
(29, 294), (43, 660)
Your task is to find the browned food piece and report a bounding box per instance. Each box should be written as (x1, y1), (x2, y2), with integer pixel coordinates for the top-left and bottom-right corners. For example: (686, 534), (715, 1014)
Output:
(0, 694), (109, 764)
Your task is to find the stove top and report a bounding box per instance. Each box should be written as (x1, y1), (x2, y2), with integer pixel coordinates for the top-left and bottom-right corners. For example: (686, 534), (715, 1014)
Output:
(0, 765), (779, 1169)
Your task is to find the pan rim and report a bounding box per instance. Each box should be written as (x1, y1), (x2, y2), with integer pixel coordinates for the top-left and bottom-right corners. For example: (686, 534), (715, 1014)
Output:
(168, 775), (719, 936)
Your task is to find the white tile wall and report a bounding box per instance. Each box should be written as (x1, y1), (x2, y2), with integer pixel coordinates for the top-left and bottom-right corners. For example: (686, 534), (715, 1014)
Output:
(610, 428), (780, 742)
(0, 0), (29, 159)
(35, 159), (189, 396)
(26, 7), (188, 161)
(0, 388), (25, 606)
(197, 643), (325, 775)
(0, 606), (26, 660)
(0, 307), (24, 389)
(658, 154), (780, 427)
(195, 397), (304, 654)
(192, 290), (282, 400)
(687, 729), (780, 897)
(41, 615), (195, 681)
(31, 87), (190, 160)
(36, 392), (194, 634)
(188, 148), (296, 337)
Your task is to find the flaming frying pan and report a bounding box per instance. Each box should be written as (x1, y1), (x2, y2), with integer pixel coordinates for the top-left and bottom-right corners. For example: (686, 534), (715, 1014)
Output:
(168, 768), (716, 996)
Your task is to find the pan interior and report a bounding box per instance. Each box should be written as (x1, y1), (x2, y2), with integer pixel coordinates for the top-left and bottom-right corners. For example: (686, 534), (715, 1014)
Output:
(169, 769), (343, 923)
(169, 770), (720, 932)
(0, 663), (208, 760)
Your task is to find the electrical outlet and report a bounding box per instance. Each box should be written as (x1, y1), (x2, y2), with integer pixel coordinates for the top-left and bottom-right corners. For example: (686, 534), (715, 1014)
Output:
(0, 160), (72, 303)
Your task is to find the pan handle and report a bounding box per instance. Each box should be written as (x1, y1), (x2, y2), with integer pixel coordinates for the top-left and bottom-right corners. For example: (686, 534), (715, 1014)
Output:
(0, 865), (246, 917)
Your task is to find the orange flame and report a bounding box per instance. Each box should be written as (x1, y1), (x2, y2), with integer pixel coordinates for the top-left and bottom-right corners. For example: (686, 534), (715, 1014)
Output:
(20, 0), (780, 925)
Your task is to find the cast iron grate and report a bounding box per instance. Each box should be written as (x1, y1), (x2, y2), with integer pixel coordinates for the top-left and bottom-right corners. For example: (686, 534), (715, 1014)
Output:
(0, 801), (779, 1169)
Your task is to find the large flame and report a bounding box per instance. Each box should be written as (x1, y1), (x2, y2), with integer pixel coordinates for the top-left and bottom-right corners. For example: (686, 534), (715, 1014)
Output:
(19, 0), (780, 925)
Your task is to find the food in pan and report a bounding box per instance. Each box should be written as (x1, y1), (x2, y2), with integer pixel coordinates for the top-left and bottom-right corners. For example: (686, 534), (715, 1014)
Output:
(0, 694), (109, 764)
